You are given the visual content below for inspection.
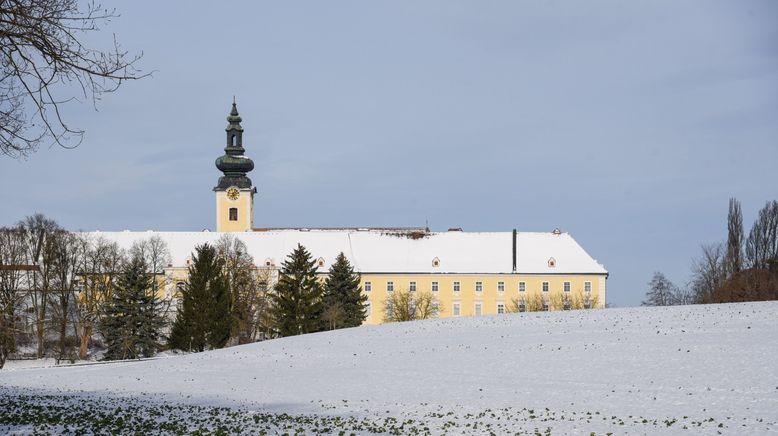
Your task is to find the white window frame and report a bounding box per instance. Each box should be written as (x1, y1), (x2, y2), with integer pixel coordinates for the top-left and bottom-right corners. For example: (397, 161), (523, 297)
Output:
(366, 301), (372, 317)
(364, 281), (372, 292)
(453, 281), (461, 293)
(497, 281), (505, 293)
(474, 302), (482, 316)
(542, 281), (549, 293)
(409, 281), (417, 292)
(497, 302), (505, 314)
(519, 281), (526, 293)
(453, 301), (461, 317)
(387, 281), (394, 292)
(584, 281), (592, 293)
(475, 281), (483, 293)
(431, 281), (439, 293)
(564, 281), (571, 293)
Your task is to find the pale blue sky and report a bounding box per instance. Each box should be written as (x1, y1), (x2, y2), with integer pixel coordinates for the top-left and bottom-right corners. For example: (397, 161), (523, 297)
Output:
(1, 1), (776, 307)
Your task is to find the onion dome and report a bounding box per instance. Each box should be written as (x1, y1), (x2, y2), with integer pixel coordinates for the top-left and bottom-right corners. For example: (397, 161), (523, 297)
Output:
(214, 100), (255, 190)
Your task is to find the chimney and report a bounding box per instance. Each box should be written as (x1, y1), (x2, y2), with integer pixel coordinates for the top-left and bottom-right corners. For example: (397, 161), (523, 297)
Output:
(512, 228), (517, 273)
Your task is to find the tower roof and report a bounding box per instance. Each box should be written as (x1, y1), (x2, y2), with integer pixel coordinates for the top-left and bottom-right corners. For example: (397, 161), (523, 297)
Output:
(215, 100), (254, 190)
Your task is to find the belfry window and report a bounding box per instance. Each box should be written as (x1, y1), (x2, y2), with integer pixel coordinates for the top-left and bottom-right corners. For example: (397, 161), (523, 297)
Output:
(229, 208), (238, 221)
(231, 134), (236, 146)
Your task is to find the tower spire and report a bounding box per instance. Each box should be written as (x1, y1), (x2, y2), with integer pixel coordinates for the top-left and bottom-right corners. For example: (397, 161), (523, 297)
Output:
(214, 100), (254, 190)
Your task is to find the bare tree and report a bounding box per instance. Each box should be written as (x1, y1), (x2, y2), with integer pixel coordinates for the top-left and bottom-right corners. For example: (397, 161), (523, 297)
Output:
(0, 225), (26, 368)
(0, 0), (147, 158)
(642, 272), (677, 306)
(19, 214), (61, 358)
(74, 236), (123, 359)
(690, 243), (727, 304)
(725, 198), (744, 276)
(215, 234), (264, 345)
(383, 289), (440, 322)
(49, 230), (84, 362)
(745, 200), (778, 270)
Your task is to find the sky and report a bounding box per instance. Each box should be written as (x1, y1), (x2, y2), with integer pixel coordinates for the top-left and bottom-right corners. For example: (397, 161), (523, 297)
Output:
(1, 0), (776, 307)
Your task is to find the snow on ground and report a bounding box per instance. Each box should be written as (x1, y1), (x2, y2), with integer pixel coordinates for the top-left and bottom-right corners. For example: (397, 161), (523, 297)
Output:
(1, 302), (777, 434)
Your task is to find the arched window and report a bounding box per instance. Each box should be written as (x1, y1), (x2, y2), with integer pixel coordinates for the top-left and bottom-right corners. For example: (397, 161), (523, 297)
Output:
(231, 134), (236, 146)
(317, 257), (325, 268)
(175, 281), (185, 293)
(432, 257), (440, 267)
(229, 208), (238, 221)
(548, 257), (556, 268)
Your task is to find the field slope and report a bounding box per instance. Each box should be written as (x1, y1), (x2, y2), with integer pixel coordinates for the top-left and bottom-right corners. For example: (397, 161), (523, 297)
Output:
(2, 302), (777, 434)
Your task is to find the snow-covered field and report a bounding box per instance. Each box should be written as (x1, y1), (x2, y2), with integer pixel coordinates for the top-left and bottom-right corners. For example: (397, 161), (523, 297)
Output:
(2, 302), (777, 434)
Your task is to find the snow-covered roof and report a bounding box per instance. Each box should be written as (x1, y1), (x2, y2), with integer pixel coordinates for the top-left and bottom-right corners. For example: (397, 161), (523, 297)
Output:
(85, 229), (607, 275)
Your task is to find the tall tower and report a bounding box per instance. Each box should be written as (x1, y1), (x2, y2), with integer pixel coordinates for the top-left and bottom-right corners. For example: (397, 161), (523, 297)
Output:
(214, 100), (256, 232)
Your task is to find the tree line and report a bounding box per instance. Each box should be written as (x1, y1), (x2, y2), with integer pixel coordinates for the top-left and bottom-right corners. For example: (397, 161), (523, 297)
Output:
(0, 214), (369, 368)
(643, 199), (778, 306)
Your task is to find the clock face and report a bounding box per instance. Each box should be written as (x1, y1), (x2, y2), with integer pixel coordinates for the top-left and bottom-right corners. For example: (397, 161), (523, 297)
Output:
(226, 187), (240, 201)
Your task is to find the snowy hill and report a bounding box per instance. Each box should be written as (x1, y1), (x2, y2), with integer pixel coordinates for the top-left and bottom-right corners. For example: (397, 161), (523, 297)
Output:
(2, 302), (778, 434)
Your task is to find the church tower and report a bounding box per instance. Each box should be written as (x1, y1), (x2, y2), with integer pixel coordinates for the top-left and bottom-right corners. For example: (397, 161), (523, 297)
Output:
(214, 100), (256, 232)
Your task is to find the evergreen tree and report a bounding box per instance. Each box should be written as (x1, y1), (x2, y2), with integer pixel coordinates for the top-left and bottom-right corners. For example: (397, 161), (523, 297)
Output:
(169, 243), (231, 351)
(101, 255), (166, 360)
(270, 244), (323, 337)
(322, 252), (367, 329)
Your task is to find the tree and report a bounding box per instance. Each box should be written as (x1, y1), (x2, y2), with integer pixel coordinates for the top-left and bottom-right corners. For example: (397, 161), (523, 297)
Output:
(725, 198), (744, 276)
(169, 244), (230, 351)
(383, 289), (440, 322)
(49, 230), (84, 363)
(0, 0), (147, 158)
(216, 235), (261, 345)
(269, 244), (323, 337)
(0, 225), (26, 368)
(642, 272), (678, 306)
(74, 236), (124, 359)
(100, 254), (165, 360)
(745, 200), (778, 270)
(129, 236), (172, 318)
(690, 243), (727, 304)
(321, 252), (367, 329)
(19, 214), (61, 358)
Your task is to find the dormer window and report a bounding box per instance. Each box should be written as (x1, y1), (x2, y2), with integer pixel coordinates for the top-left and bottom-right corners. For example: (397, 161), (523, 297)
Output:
(548, 257), (556, 268)
(432, 257), (440, 268)
(264, 258), (273, 267)
(317, 257), (325, 268)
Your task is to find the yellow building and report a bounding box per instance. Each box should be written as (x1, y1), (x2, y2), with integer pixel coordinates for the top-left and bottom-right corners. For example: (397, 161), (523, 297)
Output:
(92, 102), (608, 324)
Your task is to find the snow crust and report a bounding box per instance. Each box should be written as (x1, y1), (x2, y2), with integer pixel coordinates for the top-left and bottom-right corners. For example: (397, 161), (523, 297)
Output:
(2, 302), (776, 434)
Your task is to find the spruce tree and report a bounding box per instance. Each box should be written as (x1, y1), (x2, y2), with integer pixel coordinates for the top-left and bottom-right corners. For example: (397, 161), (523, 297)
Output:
(322, 252), (367, 328)
(169, 243), (231, 351)
(270, 244), (323, 337)
(101, 255), (165, 360)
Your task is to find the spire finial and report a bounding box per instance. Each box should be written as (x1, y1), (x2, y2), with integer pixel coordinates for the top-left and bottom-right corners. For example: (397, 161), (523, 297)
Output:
(233, 95), (236, 104)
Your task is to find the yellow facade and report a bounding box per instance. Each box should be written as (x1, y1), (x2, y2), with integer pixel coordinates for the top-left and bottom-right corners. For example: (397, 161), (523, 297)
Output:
(358, 274), (606, 324)
(215, 188), (255, 232)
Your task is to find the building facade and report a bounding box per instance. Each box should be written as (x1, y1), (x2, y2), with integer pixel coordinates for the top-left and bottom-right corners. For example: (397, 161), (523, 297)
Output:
(89, 102), (608, 325)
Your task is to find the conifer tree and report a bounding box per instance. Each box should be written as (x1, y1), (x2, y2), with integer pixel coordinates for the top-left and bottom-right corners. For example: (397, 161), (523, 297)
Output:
(101, 255), (166, 360)
(169, 243), (231, 351)
(322, 252), (367, 329)
(270, 244), (323, 337)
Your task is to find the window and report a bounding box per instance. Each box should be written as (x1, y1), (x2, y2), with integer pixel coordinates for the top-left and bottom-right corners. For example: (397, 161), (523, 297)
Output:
(497, 281), (505, 293)
(584, 298), (592, 309)
(175, 281), (185, 293)
(518, 299), (526, 312)
(497, 303), (505, 314)
(229, 207), (238, 221)
(475, 281), (483, 293)
(231, 134), (236, 146)
(431, 281), (439, 293)
(585, 281), (592, 293)
(317, 257), (325, 268)
(564, 299), (571, 310)
(564, 281), (571, 293)
(542, 282), (549, 293)
(453, 281), (460, 293)
(364, 281), (372, 292)
(366, 302), (372, 317)
(474, 302), (482, 316)
(432, 257), (440, 267)
(432, 301), (440, 314)
(409, 281), (417, 292)
(152, 282), (159, 292)
(387, 281), (394, 292)
(453, 302), (461, 317)
(542, 300), (549, 311)
(548, 257), (556, 268)
(519, 281), (526, 293)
